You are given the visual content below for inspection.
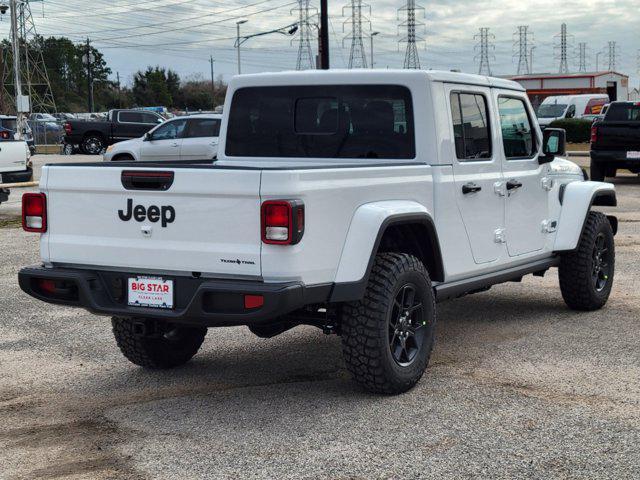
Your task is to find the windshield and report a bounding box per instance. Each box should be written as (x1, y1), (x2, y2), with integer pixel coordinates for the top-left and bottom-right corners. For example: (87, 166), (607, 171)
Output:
(537, 104), (568, 118)
(226, 85), (415, 159)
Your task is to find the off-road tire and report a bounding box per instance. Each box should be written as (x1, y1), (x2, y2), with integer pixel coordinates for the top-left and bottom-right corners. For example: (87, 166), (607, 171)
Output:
(559, 212), (615, 311)
(82, 134), (105, 155)
(112, 317), (207, 369)
(590, 160), (605, 181)
(340, 253), (436, 394)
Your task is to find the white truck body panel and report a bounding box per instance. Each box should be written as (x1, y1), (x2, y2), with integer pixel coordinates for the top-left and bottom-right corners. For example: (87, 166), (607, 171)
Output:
(35, 70), (610, 291)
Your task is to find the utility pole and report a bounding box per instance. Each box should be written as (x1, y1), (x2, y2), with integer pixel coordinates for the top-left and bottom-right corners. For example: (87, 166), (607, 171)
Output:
(370, 31), (379, 69)
(398, 0), (425, 70)
(84, 38), (94, 113)
(236, 20), (247, 74)
(474, 27), (494, 76)
(9, 0), (26, 138)
(209, 55), (215, 108)
(343, 0), (370, 68)
(514, 26), (532, 75)
(116, 71), (121, 108)
(529, 46), (536, 74)
(319, 0), (329, 69)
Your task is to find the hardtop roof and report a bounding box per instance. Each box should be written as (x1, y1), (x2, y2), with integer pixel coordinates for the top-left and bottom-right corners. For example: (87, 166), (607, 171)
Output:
(230, 69), (524, 92)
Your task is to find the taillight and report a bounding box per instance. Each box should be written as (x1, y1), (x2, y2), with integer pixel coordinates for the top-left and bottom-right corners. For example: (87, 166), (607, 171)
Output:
(261, 200), (304, 245)
(64, 122), (72, 135)
(591, 125), (598, 144)
(0, 130), (9, 140)
(22, 193), (47, 233)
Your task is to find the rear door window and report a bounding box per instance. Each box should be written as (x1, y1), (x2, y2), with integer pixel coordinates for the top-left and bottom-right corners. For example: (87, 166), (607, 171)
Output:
(226, 85), (415, 159)
(450, 92), (492, 160)
(119, 112), (144, 123)
(187, 118), (221, 138)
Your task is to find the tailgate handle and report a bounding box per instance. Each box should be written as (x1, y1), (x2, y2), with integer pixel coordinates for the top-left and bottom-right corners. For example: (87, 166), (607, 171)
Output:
(121, 171), (174, 191)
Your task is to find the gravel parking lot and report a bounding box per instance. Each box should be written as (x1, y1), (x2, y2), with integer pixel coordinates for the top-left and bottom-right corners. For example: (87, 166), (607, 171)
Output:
(1, 156), (639, 479)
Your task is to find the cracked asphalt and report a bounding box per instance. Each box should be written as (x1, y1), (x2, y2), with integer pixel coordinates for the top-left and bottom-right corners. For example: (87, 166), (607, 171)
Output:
(0, 156), (639, 479)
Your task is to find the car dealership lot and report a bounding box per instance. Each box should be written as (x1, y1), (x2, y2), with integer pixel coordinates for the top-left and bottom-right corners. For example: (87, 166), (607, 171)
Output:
(1, 157), (639, 479)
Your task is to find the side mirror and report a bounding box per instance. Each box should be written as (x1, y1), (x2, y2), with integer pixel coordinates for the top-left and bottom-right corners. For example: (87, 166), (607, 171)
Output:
(539, 128), (566, 164)
(143, 132), (152, 142)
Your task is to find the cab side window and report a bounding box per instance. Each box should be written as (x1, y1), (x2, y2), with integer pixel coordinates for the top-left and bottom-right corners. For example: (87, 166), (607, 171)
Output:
(498, 97), (536, 159)
(450, 92), (492, 161)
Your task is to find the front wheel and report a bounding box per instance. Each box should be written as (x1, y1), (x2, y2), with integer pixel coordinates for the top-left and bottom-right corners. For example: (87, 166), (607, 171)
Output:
(340, 253), (436, 394)
(112, 317), (207, 369)
(82, 135), (105, 155)
(559, 212), (615, 311)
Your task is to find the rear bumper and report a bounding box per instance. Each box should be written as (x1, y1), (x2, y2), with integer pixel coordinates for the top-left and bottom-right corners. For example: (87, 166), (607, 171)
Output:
(18, 266), (331, 328)
(1, 166), (33, 184)
(591, 151), (640, 169)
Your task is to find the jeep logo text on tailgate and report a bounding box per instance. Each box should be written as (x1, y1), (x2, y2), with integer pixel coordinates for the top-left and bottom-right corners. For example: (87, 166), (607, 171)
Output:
(118, 199), (175, 227)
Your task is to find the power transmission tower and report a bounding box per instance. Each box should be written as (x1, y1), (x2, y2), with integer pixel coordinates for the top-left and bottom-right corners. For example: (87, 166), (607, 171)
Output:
(513, 26), (533, 75)
(2, 0), (56, 114)
(577, 42), (588, 72)
(554, 23), (572, 74)
(343, 0), (370, 69)
(292, 0), (316, 70)
(474, 27), (494, 76)
(606, 41), (618, 71)
(398, 0), (425, 70)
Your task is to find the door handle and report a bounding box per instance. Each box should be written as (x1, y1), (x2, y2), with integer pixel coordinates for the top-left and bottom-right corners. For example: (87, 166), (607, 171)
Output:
(171, 143), (179, 147)
(462, 183), (482, 194)
(506, 180), (523, 191)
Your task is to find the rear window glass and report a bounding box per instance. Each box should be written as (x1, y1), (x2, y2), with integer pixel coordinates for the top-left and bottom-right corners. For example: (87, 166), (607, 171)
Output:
(119, 112), (143, 123)
(605, 103), (640, 121)
(226, 85), (415, 159)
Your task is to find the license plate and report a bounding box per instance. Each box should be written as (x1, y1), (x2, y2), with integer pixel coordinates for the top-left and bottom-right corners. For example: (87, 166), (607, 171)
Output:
(627, 151), (640, 159)
(128, 276), (174, 309)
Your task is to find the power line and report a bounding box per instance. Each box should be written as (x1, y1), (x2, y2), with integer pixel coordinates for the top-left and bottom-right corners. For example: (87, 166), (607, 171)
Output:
(398, 0), (424, 70)
(513, 25), (532, 75)
(474, 27), (494, 76)
(292, 0), (315, 70)
(343, 0), (370, 69)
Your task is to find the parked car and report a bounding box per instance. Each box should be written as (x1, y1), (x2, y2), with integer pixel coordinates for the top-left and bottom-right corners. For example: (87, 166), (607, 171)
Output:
(29, 112), (58, 123)
(64, 109), (165, 155)
(0, 136), (31, 205)
(19, 70), (617, 394)
(103, 114), (222, 162)
(0, 115), (36, 155)
(590, 101), (640, 180)
(537, 94), (610, 128)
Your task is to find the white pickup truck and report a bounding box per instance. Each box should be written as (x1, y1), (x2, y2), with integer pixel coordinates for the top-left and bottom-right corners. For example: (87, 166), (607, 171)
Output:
(0, 137), (32, 205)
(19, 71), (617, 394)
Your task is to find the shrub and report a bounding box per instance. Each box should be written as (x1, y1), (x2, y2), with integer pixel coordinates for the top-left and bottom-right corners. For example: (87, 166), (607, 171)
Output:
(549, 118), (593, 143)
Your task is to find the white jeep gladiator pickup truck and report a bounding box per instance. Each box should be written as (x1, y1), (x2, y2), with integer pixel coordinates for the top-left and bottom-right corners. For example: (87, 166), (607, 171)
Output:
(0, 137), (31, 205)
(19, 71), (617, 394)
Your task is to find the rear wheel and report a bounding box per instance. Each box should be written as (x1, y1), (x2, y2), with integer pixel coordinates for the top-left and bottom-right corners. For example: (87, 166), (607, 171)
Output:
(590, 160), (605, 181)
(112, 317), (207, 369)
(340, 253), (436, 394)
(559, 212), (615, 311)
(82, 135), (105, 155)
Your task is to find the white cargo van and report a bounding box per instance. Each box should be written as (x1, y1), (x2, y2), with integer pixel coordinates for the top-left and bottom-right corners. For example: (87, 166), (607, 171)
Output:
(537, 94), (609, 127)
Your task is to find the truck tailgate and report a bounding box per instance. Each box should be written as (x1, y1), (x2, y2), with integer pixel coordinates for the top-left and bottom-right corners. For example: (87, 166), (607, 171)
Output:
(594, 123), (640, 151)
(43, 165), (262, 277)
(0, 141), (28, 174)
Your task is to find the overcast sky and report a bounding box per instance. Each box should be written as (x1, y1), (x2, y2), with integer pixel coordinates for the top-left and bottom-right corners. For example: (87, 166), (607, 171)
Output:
(1, 0), (638, 86)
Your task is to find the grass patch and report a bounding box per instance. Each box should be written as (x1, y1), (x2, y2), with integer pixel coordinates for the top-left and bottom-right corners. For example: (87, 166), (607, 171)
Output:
(0, 218), (21, 229)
